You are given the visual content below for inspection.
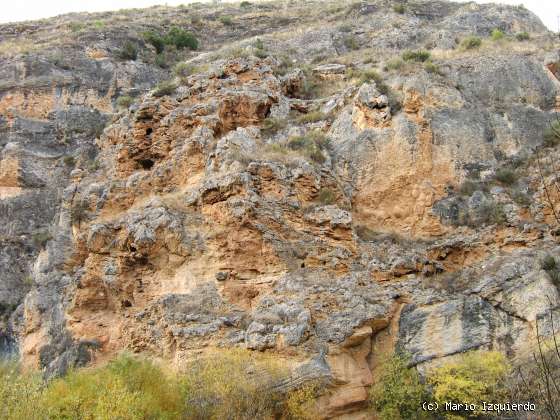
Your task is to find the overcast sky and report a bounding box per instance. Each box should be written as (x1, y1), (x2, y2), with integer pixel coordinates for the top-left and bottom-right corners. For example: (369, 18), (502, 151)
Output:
(1, 1), (558, 31)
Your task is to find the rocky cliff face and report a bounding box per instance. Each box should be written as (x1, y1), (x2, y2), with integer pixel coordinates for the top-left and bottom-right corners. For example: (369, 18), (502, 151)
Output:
(1, 0), (560, 417)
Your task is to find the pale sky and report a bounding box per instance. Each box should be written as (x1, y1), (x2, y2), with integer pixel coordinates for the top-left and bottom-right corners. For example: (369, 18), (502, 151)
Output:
(1, 1), (558, 31)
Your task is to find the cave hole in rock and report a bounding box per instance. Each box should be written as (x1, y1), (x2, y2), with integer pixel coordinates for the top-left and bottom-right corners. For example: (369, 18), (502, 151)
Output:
(121, 299), (132, 308)
(138, 159), (154, 170)
(145, 127), (153, 136)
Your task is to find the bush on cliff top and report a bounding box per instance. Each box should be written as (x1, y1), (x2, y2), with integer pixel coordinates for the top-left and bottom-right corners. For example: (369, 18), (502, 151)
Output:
(143, 27), (198, 53)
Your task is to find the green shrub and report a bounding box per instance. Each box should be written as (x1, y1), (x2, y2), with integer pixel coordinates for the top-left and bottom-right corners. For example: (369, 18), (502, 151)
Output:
(297, 111), (326, 124)
(43, 354), (185, 419)
(515, 31), (530, 41)
(32, 230), (52, 248)
(402, 50), (431, 62)
(153, 80), (177, 97)
(117, 41), (138, 60)
(339, 24), (352, 33)
(63, 155), (76, 167)
(287, 131), (329, 164)
(253, 38), (265, 50)
(543, 120), (560, 148)
(541, 255), (560, 288)
(220, 15), (233, 26)
(348, 68), (390, 93)
(0, 351), (318, 420)
(143, 30), (166, 54)
(384, 57), (404, 71)
(116, 95), (134, 109)
(343, 35), (359, 50)
(494, 168), (517, 185)
(240, 1), (252, 8)
(393, 4), (406, 14)
(165, 27), (198, 50)
(461, 36), (482, 49)
(428, 351), (510, 419)
(144, 27), (198, 53)
(155, 53), (170, 68)
(369, 353), (429, 420)
(285, 382), (320, 419)
(253, 38), (268, 58)
(542, 255), (557, 271)
(479, 201), (507, 226)
(458, 180), (481, 196)
(491, 28), (505, 41)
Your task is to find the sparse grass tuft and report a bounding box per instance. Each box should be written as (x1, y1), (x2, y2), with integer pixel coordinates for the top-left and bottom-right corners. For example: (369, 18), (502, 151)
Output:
(543, 120), (560, 148)
(343, 35), (359, 51)
(384, 57), (404, 71)
(173, 62), (194, 83)
(117, 41), (138, 61)
(70, 199), (90, 226)
(393, 4), (406, 14)
(287, 130), (329, 164)
(261, 118), (287, 136)
(153, 80), (177, 98)
(317, 188), (336, 205)
(297, 111), (326, 124)
(424, 61), (443, 75)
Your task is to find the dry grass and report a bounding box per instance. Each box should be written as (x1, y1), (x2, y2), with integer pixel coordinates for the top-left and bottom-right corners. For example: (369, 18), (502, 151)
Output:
(0, 40), (41, 57)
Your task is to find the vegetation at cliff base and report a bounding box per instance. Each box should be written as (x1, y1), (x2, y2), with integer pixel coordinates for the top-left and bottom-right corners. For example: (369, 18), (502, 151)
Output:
(369, 351), (512, 420)
(0, 350), (317, 420)
(369, 353), (429, 419)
